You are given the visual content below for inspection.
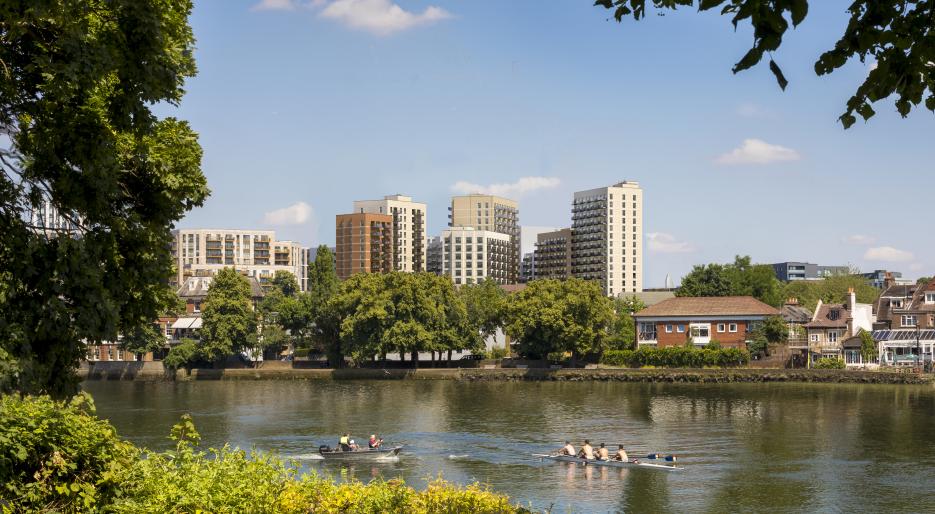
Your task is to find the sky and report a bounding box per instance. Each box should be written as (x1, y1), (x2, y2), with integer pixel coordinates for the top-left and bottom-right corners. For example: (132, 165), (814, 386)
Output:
(164, 0), (935, 287)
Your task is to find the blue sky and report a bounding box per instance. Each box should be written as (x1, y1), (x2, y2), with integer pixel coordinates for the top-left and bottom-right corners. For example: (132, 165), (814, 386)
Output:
(166, 0), (934, 286)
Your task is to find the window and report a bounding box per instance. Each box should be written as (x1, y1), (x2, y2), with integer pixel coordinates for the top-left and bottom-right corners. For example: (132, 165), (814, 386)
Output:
(729, 323), (738, 333)
(902, 315), (918, 327)
(892, 299), (904, 308)
(677, 325), (685, 333)
(665, 325), (673, 333)
(717, 323), (726, 333)
(810, 333), (820, 342)
(926, 293), (935, 304)
(690, 324), (710, 338)
(828, 331), (838, 343)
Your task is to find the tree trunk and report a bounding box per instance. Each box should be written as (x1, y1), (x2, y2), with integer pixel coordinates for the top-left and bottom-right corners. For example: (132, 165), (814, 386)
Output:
(447, 349), (453, 368)
(571, 349), (578, 369)
(412, 351), (419, 369)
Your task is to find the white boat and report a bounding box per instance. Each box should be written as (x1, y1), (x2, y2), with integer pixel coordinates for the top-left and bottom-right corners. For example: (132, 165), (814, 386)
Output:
(533, 453), (682, 471)
(318, 446), (402, 461)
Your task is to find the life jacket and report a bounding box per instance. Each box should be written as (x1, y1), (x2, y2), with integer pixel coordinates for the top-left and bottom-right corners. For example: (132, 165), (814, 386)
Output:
(339, 435), (349, 445)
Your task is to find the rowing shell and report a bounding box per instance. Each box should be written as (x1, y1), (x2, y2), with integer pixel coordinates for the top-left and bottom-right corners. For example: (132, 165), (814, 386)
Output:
(533, 454), (682, 471)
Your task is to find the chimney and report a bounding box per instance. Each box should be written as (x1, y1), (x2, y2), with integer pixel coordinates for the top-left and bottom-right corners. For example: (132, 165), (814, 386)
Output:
(848, 287), (856, 313)
(883, 272), (895, 289)
(785, 297), (799, 306)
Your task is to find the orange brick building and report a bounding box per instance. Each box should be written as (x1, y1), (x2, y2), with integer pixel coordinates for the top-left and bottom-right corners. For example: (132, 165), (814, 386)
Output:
(335, 212), (394, 280)
(634, 296), (780, 349)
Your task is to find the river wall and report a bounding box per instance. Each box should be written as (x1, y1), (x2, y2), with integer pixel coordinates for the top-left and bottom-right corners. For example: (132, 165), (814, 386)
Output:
(79, 362), (933, 385)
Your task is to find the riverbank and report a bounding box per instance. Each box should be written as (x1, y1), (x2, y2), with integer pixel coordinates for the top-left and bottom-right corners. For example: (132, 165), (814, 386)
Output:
(80, 362), (934, 385)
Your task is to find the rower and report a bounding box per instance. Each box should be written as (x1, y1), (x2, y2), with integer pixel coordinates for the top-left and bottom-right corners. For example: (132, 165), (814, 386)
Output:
(349, 439), (360, 450)
(596, 443), (609, 461)
(613, 445), (628, 462)
(558, 440), (575, 456)
(369, 434), (383, 449)
(577, 439), (594, 460)
(339, 433), (350, 451)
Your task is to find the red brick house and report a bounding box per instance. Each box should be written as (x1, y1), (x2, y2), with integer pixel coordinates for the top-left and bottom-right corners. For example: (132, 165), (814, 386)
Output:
(633, 296), (780, 349)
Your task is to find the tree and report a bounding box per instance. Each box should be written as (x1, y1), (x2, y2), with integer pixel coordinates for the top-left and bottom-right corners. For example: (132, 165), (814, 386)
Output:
(121, 287), (185, 355)
(459, 279), (508, 344)
(677, 256), (783, 307)
(782, 274), (880, 312)
(595, 0), (935, 128)
(609, 295), (646, 350)
(677, 264), (733, 298)
(859, 330), (877, 363)
(269, 271), (300, 298)
(918, 276), (933, 286)
(504, 279), (615, 362)
(761, 315), (789, 345)
(200, 269), (256, 363)
(0, 1), (207, 397)
(307, 246), (341, 364)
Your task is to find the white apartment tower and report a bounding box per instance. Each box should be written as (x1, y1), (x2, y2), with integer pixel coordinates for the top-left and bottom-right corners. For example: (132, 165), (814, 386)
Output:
(571, 181), (643, 296)
(441, 227), (511, 285)
(353, 194), (427, 272)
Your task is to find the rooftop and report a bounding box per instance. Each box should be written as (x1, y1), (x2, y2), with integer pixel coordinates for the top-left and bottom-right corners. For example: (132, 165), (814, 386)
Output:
(634, 296), (779, 317)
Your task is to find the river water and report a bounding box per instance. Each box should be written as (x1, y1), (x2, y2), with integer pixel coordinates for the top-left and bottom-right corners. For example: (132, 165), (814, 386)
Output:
(82, 380), (935, 513)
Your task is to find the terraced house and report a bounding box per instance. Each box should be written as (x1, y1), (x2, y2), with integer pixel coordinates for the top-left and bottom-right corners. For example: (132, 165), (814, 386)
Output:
(872, 277), (935, 366)
(804, 289), (874, 365)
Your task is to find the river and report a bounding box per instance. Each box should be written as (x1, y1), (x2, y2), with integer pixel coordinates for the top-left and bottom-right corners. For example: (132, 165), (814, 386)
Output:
(81, 380), (935, 513)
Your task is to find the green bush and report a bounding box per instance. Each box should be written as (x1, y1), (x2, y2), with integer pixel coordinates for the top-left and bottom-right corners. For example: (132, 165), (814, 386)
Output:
(600, 346), (750, 368)
(163, 339), (201, 371)
(813, 357), (846, 369)
(1, 395), (529, 513)
(485, 347), (509, 360)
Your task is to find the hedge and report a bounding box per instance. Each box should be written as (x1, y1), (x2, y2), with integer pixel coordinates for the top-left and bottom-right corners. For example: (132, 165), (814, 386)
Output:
(601, 346), (750, 368)
(813, 357), (846, 369)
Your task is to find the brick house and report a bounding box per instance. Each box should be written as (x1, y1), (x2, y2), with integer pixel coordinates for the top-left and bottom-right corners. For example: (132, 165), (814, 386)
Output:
(633, 296), (780, 349)
(804, 289), (875, 365)
(872, 277), (935, 365)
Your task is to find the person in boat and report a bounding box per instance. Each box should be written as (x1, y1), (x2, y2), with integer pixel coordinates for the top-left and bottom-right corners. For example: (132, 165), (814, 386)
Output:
(613, 445), (628, 462)
(369, 434), (383, 449)
(348, 439), (360, 450)
(558, 440), (575, 456)
(596, 443), (609, 461)
(577, 440), (594, 460)
(339, 433), (350, 451)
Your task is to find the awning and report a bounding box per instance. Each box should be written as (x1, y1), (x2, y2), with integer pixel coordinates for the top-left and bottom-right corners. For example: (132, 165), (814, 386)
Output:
(189, 317), (203, 329)
(171, 317), (197, 329)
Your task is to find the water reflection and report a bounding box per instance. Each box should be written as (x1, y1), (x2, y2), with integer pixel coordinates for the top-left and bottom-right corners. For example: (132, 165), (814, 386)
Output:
(83, 380), (935, 513)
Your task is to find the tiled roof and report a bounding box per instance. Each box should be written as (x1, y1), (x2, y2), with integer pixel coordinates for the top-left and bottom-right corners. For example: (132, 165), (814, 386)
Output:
(634, 296), (779, 317)
(805, 303), (850, 328)
(880, 284), (917, 298)
(781, 304), (813, 323)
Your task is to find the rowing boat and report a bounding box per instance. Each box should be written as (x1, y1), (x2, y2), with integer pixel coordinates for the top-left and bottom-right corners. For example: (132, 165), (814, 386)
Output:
(319, 446), (402, 461)
(533, 453), (682, 471)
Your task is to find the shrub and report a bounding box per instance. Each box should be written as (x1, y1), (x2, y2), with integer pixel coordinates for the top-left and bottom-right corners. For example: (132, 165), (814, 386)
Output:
(704, 340), (722, 350)
(163, 339), (201, 371)
(814, 357), (846, 369)
(599, 346), (750, 368)
(485, 347), (509, 360)
(601, 350), (634, 367)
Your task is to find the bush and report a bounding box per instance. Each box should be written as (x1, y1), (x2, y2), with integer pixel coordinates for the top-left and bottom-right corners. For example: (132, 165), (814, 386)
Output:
(813, 357), (846, 369)
(599, 346), (750, 368)
(485, 346), (509, 360)
(163, 339), (201, 371)
(1, 395), (530, 513)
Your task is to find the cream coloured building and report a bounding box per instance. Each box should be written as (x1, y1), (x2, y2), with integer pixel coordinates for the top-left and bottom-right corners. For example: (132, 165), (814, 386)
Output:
(571, 181), (643, 296)
(441, 227), (511, 285)
(353, 194), (426, 272)
(448, 194), (520, 283)
(171, 229), (308, 291)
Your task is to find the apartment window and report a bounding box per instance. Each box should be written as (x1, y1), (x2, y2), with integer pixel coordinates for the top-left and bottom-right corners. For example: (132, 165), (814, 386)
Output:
(717, 323), (726, 333)
(677, 325), (685, 333)
(926, 293), (935, 304)
(665, 324), (673, 333)
(810, 333), (820, 342)
(729, 323), (738, 333)
(902, 315), (918, 327)
(828, 331), (838, 343)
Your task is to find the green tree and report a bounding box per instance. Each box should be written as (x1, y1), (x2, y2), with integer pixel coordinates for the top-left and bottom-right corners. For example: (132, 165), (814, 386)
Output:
(677, 256), (783, 307)
(595, 0), (935, 128)
(269, 271), (300, 298)
(200, 269), (257, 363)
(459, 279), (508, 346)
(859, 330), (877, 363)
(504, 279), (615, 363)
(761, 315), (789, 345)
(677, 264), (733, 298)
(307, 246), (342, 364)
(609, 295), (646, 350)
(782, 274), (880, 312)
(917, 276), (933, 285)
(0, 0), (207, 397)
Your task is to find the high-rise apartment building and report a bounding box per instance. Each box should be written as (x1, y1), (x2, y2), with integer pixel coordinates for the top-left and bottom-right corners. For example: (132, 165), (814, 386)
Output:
(353, 195), (426, 272)
(426, 236), (443, 275)
(171, 229), (308, 291)
(571, 181), (643, 296)
(334, 213), (394, 280)
(441, 227), (511, 285)
(520, 252), (535, 283)
(29, 200), (82, 237)
(534, 228), (573, 280)
(448, 195), (520, 283)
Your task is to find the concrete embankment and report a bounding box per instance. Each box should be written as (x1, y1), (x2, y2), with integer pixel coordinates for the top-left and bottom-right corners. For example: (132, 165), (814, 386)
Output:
(79, 362), (933, 385)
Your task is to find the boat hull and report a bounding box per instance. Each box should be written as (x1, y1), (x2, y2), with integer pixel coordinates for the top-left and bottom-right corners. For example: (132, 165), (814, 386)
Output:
(534, 454), (681, 471)
(319, 447), (402, 461)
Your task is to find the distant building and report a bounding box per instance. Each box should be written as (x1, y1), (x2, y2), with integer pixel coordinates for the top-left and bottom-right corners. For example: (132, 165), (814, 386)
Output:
(427, 236), (443, 275)
(353, 194), (426, 272)
(771, 262), (849, 282)
(633, 296), (779, 349)
(571, 181), (643, 296)
(519, 252), (535, 283)
(449, 194), (520, 283)
(805, 289), (875, 365)
(441, 227), (511, 285)
(29, 200), (82, 237)
(533, 228), (572, 280)
(334, 212), (394, 280)
(860, 269), (912, 288)
(170, 229), (308, 291)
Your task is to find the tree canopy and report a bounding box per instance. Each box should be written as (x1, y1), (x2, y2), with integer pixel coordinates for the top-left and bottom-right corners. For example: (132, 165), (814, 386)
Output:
(200, 269), (256, 363)
(782, 273), (880, 311)
(0, 0), (207, 396)
(609, 295), (647, 350)
(595, 0), (935, 127)
(459, 279), (508, 341)
(677, 256), (782, 306)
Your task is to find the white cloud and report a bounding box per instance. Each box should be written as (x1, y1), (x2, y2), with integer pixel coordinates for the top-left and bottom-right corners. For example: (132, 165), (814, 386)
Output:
(251, 0), (300, 11)
(450, 176), (560, 198)
(910, 262), (925, 272)
(319, 0), (451, 35)
(647, 232), (696, 254)
(263, 201), (313, 225)
(864, 246), (915, 263)
(715, 138), (801, 165)
(843, 234), (876, 246)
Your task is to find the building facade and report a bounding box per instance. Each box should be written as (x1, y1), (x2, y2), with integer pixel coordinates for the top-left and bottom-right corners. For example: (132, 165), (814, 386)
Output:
(634, 296), (779, 349)
(171, 229), (308, 291)
(534, 227), (572, 280)
(861, 269), (912, 288)
(571, 181), (643, 296)
(519, 252), (535, 283)
(334, 213), (394, 280)
(441, 227), (511, 285)
(448, 195), (520, 283)
(771, 262), (849, 281)
(805, 290), (875, 363)
(426, 236), (443, 275)
(353, 195), (426, 272)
